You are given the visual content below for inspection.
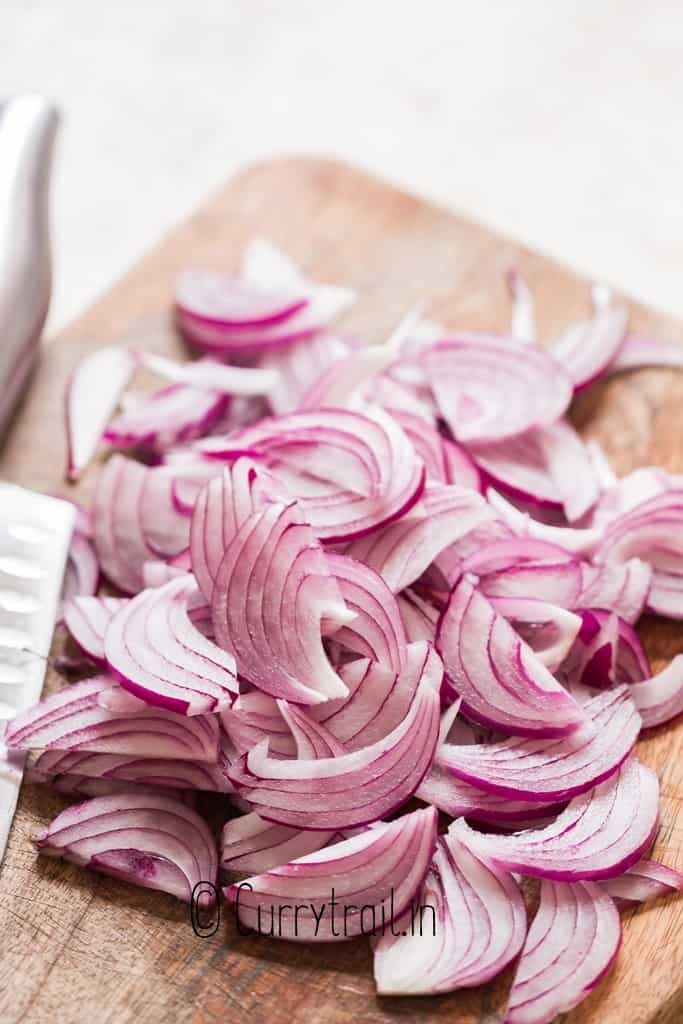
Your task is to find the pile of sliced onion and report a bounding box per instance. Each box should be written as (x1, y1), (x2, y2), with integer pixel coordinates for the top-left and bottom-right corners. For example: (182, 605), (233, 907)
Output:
(13, 240), (682, 1016)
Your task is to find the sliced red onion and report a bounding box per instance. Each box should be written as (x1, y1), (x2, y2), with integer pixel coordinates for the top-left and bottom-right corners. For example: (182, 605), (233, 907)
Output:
(442, 438), (482, 491)
(551, 303), (628, 392)
(611, 334), (683, 373)
(105, 384), (230, 453)
(464, 539), (583, 608)
(44, 775), (185, 800)
(198, 406), (426, 544)
(262, 333), (352, 414)
(61, 530), (99, 608)
(177, 282), (351, 353)
(416, 760), (565, 826)
(104, 575), (237, 715)
(277, 701), (346, 759)
(142, 560), (187, 587)
(469, 431), (564, 510)
(324, 553), (407, 671)
(233, 643), (433, 756)
(397, 590), (439, 645)
(373, 832), (526, 994)
(505, 879), (621, 1024)
(629, 655), (683, 727)
(34, 791), (217, 902)
(424, 336), (572, 443)
(594, 489), (683, 617)
(470, 420), (600, 521)
(506, 268), (536, 344)
(176, 267), (308, 327)
(4, 676), (219, 761)
(65, 346), (137, 480)
(190, 459), (281, 602)
(565, 609), (650, 687)
(221, 812), (335, 873)
(345, 484), (495, 594)
(487, 488), (602, 555)
(488, 597), (581, 671)
(64, 595), (127, 663)
(601, 858), (683, 902)
(452, 757), (659, 880)
(139, 351), (279, 395)
(211, 501), (353, 704)
(590, 466), (670, 529)
(577, 558), (652, 624)
(382, 410), (447, 483)
(92, 456), (157, 593)
(241, 236), (355, 322)
(224, 806), (437, 941)
(436, 686), (639, 802)
(228, 652), (440, 829)
(437, 577), (587, 737)
(30, 747), (229, 792)
(299, 307), (422, 411)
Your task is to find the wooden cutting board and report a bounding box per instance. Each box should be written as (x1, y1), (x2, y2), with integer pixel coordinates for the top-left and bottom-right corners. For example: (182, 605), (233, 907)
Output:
(2, 158), (683, 1024)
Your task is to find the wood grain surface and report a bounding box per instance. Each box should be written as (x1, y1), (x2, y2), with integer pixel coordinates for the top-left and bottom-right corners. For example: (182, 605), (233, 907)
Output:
(1, 158), (683, 1024)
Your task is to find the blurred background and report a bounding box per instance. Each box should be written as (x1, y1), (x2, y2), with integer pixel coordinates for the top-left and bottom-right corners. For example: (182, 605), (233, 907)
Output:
(5, 0), (683, 329)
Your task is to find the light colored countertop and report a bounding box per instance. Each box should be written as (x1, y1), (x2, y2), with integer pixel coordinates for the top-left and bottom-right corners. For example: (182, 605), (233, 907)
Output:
(5, 0), (683, 331)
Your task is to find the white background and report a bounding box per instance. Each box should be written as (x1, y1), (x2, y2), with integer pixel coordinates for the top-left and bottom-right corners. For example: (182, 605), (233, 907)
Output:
(5, 1), (683, 331)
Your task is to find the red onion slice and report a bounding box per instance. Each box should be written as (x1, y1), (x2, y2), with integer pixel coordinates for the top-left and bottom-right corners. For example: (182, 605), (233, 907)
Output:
(223, 806), (437, 941)
(505, 878), (621, 1024)
(489, 597), (581, 671)
(323, 553), (407, 670)
(92, 455), (157, 593)
(4, 676), (219, 761)
(199, 406), (426, 543)
(629, 655), (683, 727)
(577, 558), (652, 624)
(470, 420), (601, 521)
(65, 346), (137, 480)
(374, 832), (526, 994)
(64, 595), (127, 663)
(436, 686), (640, 802)
(382, 410), (447, 483)
(487, 488), (603, 555)
(175, 268), (308, 327)
(139, 351), (279, 395)
(190, 459), (282, 602)
(211, 501), (353, 704)
(60, 529), (99, 615)
(601, 858), (683, 902)
(594, 489), (683, 617)
(506, 268), (536, 344)
(263, 333), (353, 414)
(34, 791), (217, 902)
(610, 334), (683, 373)
(105, 384), (229, 453)
(221, 812), (336, 873)
(551, 303), (628, 392)
(104, 575), (237, 714)
(437, 577), (587, 737)
(424, 336), (572, 443)
(228, 649), (441, 829)
(30, 747), (229, 792)
(234, 642), (433, 756)
(442, 439), (482, 491)
(277, 701), (346, 759)
(345, 484), (496, 594)
(417, 761), (565, 826)
(465, 542), (583, 608)
(452, 757), (659, 880)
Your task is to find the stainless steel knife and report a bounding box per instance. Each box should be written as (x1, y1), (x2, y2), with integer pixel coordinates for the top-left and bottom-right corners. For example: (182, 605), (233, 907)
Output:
(0, 96), (75, 863)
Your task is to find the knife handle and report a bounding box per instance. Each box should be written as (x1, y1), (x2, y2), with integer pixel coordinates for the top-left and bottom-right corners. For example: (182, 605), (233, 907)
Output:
(0, 95), (59, 436)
